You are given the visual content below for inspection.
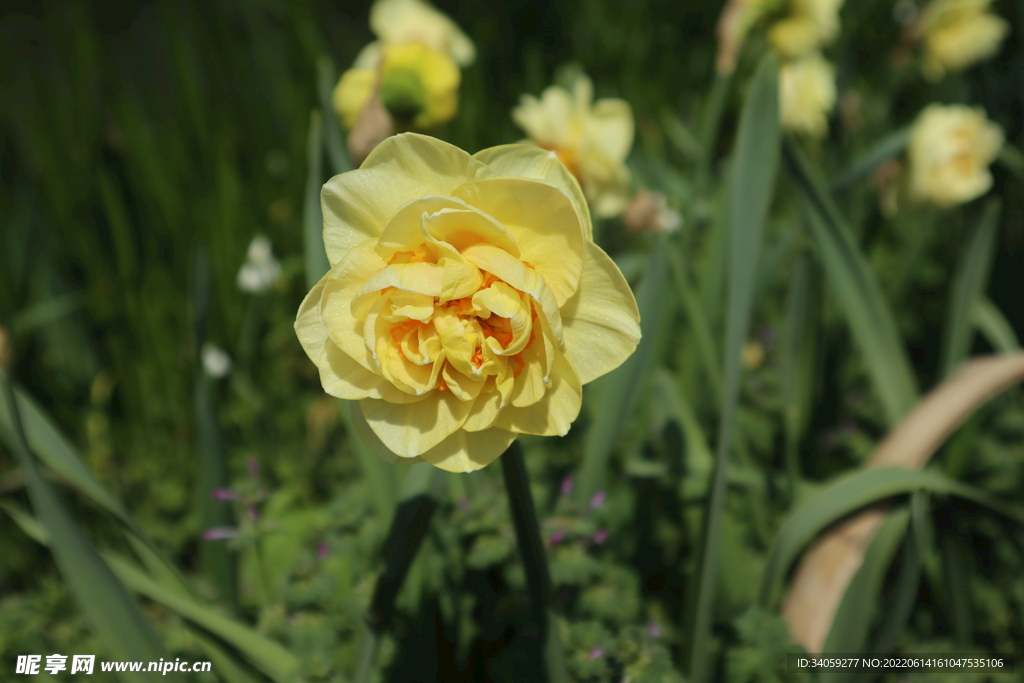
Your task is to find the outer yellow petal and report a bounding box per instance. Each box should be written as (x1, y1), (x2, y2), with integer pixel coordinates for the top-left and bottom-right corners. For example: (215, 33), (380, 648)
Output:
(321, 133), (490, 266)
(350, 401), (423, 464)
(417, 427), (518, 472)
(462, 390), (502, 431)
(493, 352), (582, 436)
(473, 143), (593, 241)
(317, 340), (385, 400)
(560, 242), (642, 384)
(319, 241), (386, 373)
(361, 391), (474, 457)
(453, 177), (584, 306)
(295, 273), (330, 364)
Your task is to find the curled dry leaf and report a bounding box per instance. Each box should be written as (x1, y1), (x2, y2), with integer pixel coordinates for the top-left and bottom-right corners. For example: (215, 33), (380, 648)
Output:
(783, 352), (1024, 653)
(347, 94), (395, 167)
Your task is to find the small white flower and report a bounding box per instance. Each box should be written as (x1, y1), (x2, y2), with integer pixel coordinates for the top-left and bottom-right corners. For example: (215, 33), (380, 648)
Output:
(237, 235), (282, 293)
(201, 342), (232, 378)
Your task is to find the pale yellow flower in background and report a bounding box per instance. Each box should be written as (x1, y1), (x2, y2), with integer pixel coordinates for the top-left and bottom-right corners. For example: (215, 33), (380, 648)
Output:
(295, 134), (641, 472)
(908, 104), (1003, 208)
(779, 53), (837, 138)
(916, 0), (1009, 80)
(512, 74), (634, 218)
(332, 0), (473, 133)
(334, 42), (460, 131)
(769, 0), (845, 58)
(370, 0), (475, 67)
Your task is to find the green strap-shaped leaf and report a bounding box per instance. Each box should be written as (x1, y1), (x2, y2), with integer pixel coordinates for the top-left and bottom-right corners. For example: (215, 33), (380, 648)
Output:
(304, 109), (331, 290)
(759, 467), (1024, 607)
(831, 127), (910, 192)
(686, 52), (781, 683)
(821, 510), (911, 683)
(103, 553), (300, 682)
(1, 376), (179, 683)
(575, 233), (672, 506)
(317, 56), (354, 176)
(974, 297), (1021, 353)
(940, 199), (1001, 378)
(786, 139), (919, 425)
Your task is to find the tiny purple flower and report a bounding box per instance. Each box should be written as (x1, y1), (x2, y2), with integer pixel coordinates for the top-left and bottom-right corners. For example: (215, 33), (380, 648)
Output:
(590, 490), (606, 510)
(548, 530), (566, 548)
(246, 504), (259, 523)
(592, 528), (610, 545)
(317, 542), (329, 560)
(647, 622), (663, 638)
(458, 496), (469, 511)
(589, 647), (604, 661)
(247, 457), (260, 479)
(203, 526), (240, 541)
(210, 488), (235, 501)
(560, 476), (573, 497)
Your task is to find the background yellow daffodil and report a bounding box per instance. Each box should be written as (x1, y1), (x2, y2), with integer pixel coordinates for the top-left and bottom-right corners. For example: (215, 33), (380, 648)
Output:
(512, 73), (634, 219)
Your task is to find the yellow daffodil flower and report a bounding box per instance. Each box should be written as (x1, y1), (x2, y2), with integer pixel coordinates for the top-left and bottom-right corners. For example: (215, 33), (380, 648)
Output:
(295, 134), (641, 472)
(334, 42), (460, 132)
(779, 52), (837, 138)
(370, 0), (475, 67)
(916, 0), (1009, 80)
(908, 104), (1003, 208)
(512, 73), (634, 219)
(769, 0), (845, 58)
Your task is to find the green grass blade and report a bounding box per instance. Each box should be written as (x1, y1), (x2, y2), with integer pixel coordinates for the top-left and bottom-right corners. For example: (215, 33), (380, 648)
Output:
(0, 379), (127, 520)
(575, 234), (671, 506)
(781, 253), (818, 486)
(786, 139), (918, 425)
(666, 236), (723, 404)
(189, 628), (262, 683)
(686, 52), (781, 683)
(831, 127), (911, 192)
(304, 109), (330, 290)
(340, 400), (399, 528)
(759, 467), (1024, 607)
(974, 297), (1021, 353)
(317, 56), (353, 176)
(1, 375), (178, 683)
(939, 199), (1001, 378)
(822, 509), (910, 682)
(103, 553), (300, 682)
(997, 144), (1024, 185)
(849, 496), (926, 683)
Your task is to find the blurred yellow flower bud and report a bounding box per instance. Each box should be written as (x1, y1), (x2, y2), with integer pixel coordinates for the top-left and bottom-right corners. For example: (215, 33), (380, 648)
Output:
(512, 73), (634, 218)
(333, 42), (460, 132)
(769, 0), (844, 58)
(908, 104), (1003, 208)
(779, 53), (837, 138)
(370, 0), (475, 67)
(916, 0), (1009, 80)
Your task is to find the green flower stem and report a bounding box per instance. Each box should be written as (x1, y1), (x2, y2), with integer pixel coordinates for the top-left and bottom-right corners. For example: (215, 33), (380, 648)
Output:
(355, 463), (440, 683)
(501, 440), (569, 683)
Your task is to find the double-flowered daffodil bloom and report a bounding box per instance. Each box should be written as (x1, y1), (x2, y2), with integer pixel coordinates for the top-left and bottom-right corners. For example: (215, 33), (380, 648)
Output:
(779, 52), (836, 138)
(295, 134), (641, 472)
(908, 104), (1003, 208)
(332, 0), (473, 132)
(915, 0), (1009, 81)
(769, 0), (845, 59)
(512, 74), (634, 219)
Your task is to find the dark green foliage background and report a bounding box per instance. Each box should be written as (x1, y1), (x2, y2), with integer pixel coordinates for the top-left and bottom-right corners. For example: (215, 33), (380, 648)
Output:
(2, 1), (1024, 682)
